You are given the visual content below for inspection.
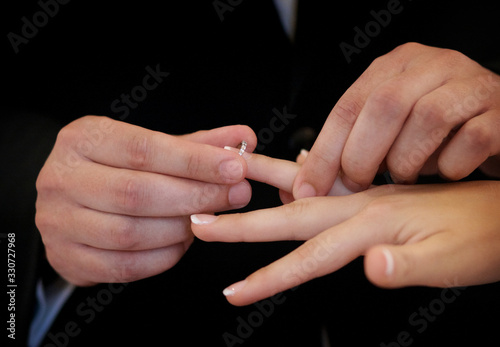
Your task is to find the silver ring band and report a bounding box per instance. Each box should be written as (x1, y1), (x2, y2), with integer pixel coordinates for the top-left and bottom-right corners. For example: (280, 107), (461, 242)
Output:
(238, 141), (247, 156)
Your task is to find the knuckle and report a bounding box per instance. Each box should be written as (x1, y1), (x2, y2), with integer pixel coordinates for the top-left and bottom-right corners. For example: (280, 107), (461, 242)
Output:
(280, 199), (312, 240)
(360, 194), (398, 221)
(438, 49), (469, 69)
(282, 199), (308, 220)
(35, 209), (57, 237)
(111, 218), (140, 250)
(461, 121), (491, 152)
(310, 145), (337, 170)
(190, 183), (224, 212)
(398, 42), (422, 52)
(55, 123), (80, 149)
(110, 257), (141, 283)
(412, 98), (447, 129)
(126, 133), (154, 170)
(332, 98), (364, 131)
(35, 166), (55, 193)
(184, 152), (203, 177)
(368, 86), (404, 117)
(117, 175), (149, 214)
(374, 42), (421, 67)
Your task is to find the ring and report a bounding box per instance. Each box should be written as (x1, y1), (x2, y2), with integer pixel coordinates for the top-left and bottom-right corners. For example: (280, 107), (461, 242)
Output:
(238, 141), (247, 156)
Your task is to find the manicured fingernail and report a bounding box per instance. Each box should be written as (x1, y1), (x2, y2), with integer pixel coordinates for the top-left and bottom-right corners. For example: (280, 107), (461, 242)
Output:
(223, 280), (247, 296)
(295, 182), (316, 199)
(300, 149), (309, 158)
(382, 248), (394, 276)
(219, 159), (243, 182)
(190, 214), (218, 225)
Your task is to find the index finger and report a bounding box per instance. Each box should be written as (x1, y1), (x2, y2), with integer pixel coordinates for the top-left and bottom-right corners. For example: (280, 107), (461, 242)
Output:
(292, 46), (413, 198)
(191, 194), (382, 306)
(69, 116), (256, 184)
(224, 147), (354, 196)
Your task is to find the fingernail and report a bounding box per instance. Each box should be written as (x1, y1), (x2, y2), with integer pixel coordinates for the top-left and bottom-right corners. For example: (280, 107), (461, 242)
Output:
(228, 181), (251, 207)
(300, 149), (309, 158)
(219, 159), (243, 182)
(382, 248), (394, 276)
(294, 182), (316, 199)
(190, 214), (218, 225)
(223, 280), (247, 296)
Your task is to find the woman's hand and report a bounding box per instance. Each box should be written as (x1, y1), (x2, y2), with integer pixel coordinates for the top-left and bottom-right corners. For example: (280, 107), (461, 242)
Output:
(192, 151), (500, 306)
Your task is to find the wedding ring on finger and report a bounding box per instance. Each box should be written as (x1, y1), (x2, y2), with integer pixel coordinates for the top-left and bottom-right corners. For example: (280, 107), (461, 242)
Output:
(238, 141), (247, 156)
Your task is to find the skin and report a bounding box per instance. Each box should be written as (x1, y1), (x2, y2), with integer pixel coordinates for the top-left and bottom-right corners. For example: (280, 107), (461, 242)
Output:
(35, 116), (257, 286)
(192, 43), (500, 306)
(36, 43), (500, 298)
(293, 43), (500, 198)
(192, 151), (500, 306)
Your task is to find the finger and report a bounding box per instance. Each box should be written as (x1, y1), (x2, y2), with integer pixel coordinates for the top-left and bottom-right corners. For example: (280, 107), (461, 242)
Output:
(67, 117), (248, 184)
(179, 125), (257, 151)
(224, 146), (354, 196)
(387, 78), (494, 183)
(46, 241), (190, 286)
(341, 59), (458, 191)
(292, 45), (412, 198)
(64, 207), (192, 251)
(65, 161), (252, 216)
(279, 190), (295, 204)
(296, 149), (309, 165)
(365, 231), (489, 289)
(220, 211), (391, 306)
(192, 194), (371, 243)
(364, 236), (451, 289)
(223, 146), (299, 192)
(437, 110), (500, 180)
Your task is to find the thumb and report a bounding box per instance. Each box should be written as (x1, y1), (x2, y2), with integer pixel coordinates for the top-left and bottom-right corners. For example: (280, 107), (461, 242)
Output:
(364, 240), (451, 289)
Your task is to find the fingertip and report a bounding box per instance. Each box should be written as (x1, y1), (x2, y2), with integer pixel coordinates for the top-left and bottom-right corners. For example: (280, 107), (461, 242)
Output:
(222, 280), (249, 306)
(190, 214), (218, 225)
(296, 149), (309, 165)
(279, 189), (295, 204)
(293, 181), (317, 200)
(341, 175), (368, 193)
(364, 246), (396, 288)
(228, 180), (252, 208)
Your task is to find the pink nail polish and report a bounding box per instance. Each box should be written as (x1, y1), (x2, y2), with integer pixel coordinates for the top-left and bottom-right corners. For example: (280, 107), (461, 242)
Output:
(222, 280), (247, 296)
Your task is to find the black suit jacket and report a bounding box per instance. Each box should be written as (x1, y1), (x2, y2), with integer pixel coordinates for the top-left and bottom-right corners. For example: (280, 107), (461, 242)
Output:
(3, 1), (500, 346)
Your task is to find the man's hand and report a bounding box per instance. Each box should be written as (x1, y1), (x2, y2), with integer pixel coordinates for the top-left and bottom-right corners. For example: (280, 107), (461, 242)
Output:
(35, 116), (256, 286)
(293, 42), (500, 197)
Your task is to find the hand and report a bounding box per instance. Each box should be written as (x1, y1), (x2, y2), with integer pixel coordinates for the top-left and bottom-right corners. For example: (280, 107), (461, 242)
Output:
(191, 152), (500, 306)
(35, 116), (256, 286)
(293, 42), (500, 197)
